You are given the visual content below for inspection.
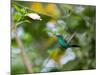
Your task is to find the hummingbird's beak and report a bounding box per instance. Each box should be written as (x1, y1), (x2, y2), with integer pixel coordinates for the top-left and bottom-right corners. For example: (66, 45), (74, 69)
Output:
(56, 35), (58, 37)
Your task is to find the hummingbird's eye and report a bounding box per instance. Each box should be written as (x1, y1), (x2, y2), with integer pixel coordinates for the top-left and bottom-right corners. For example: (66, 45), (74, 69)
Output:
(56, 34), (63, 37)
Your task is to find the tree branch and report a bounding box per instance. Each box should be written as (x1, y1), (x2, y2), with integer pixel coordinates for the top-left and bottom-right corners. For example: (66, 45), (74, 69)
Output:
(13, 25), (33, 73)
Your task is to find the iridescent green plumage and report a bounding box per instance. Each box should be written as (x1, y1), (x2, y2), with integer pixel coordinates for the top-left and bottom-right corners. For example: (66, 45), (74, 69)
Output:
(56, 35), (80, 49)
(48, 34), (80, 64)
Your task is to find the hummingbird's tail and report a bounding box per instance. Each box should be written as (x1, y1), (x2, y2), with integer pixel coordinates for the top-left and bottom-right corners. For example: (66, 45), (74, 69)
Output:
(70, 45), (80, 47)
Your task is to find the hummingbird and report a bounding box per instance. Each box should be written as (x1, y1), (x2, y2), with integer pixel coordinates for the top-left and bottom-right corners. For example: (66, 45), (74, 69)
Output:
(47, 34), (80, 65)
(56, 34), (80, 49)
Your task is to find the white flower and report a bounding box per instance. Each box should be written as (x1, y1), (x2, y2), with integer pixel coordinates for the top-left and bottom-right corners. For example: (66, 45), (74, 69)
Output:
(41, 58), (58, 72)
(41, 48), (76, 72)
(46, 21), (58, 36)
(46, 22), (56, 29)
(28, 13), (42, 20)
(60, 48), (76, 65)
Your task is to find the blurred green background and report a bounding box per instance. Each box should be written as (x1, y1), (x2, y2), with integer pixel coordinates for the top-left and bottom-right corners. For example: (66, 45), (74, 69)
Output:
(11, 1), (96, 75)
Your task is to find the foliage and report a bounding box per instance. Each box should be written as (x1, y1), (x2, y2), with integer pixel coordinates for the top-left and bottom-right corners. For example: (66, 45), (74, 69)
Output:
(11, 1), (96, 75)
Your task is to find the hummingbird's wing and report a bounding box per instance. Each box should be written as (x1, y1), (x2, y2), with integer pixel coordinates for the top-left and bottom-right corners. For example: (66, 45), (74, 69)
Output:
(65, 32), (76, 44)
(68, 32), (76, 43)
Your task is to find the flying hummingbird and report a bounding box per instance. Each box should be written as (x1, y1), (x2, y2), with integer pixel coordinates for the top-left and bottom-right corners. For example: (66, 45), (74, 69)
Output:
(47, 34), (80, 64)
(56, 34), (80, 49)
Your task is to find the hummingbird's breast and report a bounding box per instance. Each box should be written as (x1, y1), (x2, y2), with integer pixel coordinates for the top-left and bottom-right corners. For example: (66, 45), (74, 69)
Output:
(58, 38), (67, 49)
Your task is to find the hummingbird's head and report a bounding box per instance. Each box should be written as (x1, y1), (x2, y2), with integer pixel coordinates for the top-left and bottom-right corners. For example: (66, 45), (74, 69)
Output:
(56, 34), (63, 38)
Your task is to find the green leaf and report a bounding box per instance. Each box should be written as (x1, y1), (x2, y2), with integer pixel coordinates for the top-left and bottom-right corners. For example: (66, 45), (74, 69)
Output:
(13, 12), (22, 22)
(16, 20), (31, 26)
(13, 3), (21, 13)
(13, 3), (27, 15)
(20, 8), (26, 14)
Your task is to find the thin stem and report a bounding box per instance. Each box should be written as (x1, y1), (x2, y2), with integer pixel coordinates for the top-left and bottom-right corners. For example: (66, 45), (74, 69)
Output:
(13, 25), (33, 73)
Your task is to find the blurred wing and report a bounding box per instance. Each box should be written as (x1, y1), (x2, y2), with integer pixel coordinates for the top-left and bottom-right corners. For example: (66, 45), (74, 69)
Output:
(65, 32), (76, 44)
